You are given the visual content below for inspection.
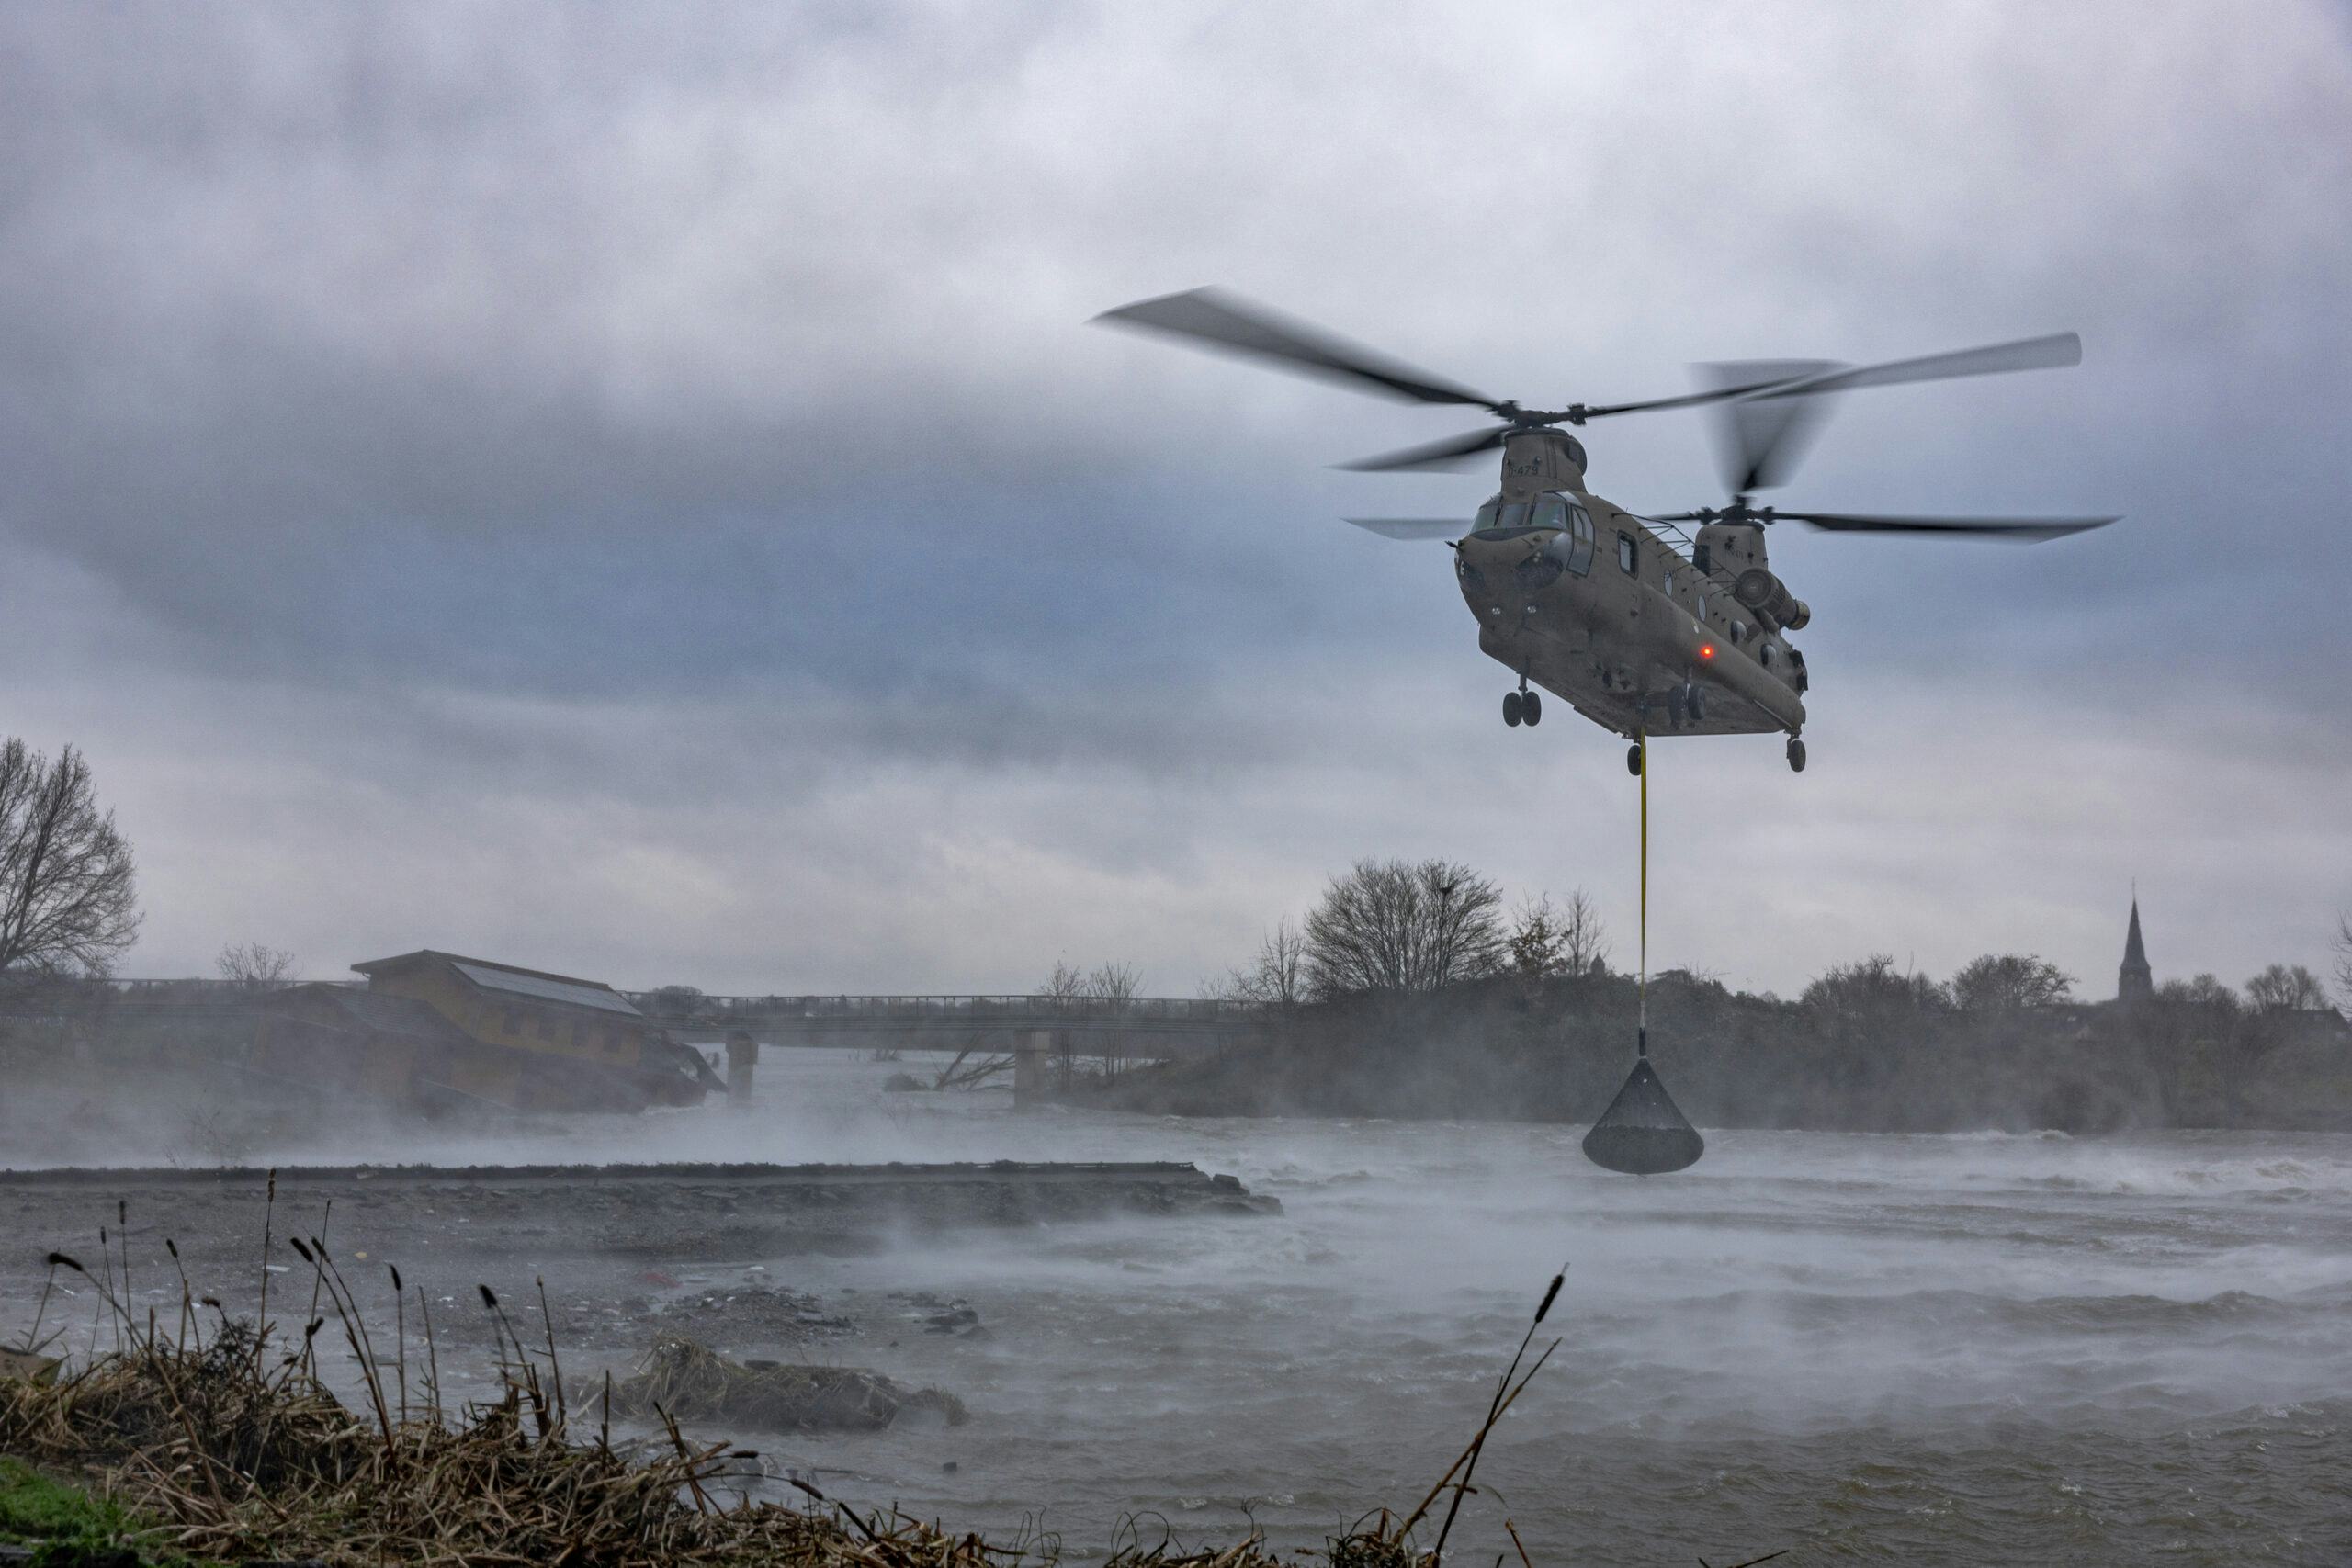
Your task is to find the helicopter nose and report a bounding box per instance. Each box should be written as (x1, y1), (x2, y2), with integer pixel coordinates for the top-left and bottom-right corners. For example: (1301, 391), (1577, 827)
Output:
(1457, 536), (1559, 617)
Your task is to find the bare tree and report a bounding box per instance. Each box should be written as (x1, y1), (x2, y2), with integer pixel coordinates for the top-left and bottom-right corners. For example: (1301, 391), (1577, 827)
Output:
(1949, 953), (2075, 1011)
(216, 942), (298, 987)
(1303, 858), (1504, 998)
(1509, 895), (1568, 981)
(1037, 960), (1143, 1001)
(1034, 960), (1145, 1081)
(1508, 889), (1611, 982)
(2141, 974), (2244, 1119)
(1803, 954), (1951, 1037)
(2244, 963), (2327, 1012)
(1222, 919), (1307, 1010)
(0, 739), (141, 979)
(2335, 912), (2352, 1010)
(1084, 962), (1141, 1001)
(1555, 887), (1610, 976)
(643, 984), (707, 1018)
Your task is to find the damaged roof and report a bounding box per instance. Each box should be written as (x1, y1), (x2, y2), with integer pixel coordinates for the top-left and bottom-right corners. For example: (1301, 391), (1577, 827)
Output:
(352, 950), (644, 1017)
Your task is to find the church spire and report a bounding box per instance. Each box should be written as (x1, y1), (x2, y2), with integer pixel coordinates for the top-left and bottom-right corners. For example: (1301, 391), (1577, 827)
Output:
(2118, 894), (2153, 1005)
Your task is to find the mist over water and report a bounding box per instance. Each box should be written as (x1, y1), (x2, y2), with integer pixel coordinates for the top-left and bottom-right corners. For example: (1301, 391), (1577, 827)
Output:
(10, 1050), (2349, 1563)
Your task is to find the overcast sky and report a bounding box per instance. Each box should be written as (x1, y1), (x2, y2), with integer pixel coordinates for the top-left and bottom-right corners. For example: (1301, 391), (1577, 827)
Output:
(4, 2), (2347, 998)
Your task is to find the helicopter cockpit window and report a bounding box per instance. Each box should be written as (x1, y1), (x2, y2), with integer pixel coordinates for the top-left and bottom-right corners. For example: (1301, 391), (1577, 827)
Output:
(1532, 496), (1567, 533)
(1567, 502), (1595, 575)
(1474, 498), (1502, 532)
(1494, 502), (1532, 532)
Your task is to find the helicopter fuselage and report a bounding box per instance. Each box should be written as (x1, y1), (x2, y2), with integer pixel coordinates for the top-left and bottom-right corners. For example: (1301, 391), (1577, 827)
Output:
(1454, 430), (1808, 741)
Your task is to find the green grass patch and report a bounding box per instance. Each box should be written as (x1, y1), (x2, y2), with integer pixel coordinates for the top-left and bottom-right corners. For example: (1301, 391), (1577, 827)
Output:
(0, 1456), (183, 1567)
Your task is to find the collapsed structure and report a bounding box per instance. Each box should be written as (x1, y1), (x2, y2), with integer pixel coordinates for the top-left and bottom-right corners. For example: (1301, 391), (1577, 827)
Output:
(257, 950), (720, 1115)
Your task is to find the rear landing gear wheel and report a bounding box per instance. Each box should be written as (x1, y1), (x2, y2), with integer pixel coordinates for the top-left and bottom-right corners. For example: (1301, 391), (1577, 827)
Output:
(1502, 691), (1523, 727)
(1786, 737), (1806, 773)
(1521, 690), (1542, 726)
(1626, 742), (1644, 776)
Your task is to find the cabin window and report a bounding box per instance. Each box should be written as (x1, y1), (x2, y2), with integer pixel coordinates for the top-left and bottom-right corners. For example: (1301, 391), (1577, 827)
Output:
(1567, 503), (1595, 574)
(1697, 594), (1709, 624)
(1760, 642), (1774, 668)
(1617, 533), (1636, 573)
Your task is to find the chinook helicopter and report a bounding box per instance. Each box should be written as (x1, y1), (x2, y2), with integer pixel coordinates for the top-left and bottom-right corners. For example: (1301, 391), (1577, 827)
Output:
(1095, 289), (2116, 773)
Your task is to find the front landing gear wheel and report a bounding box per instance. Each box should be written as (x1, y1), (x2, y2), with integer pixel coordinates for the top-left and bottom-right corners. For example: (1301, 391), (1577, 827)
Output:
(1521, 690), (1542, 726)
(1786, 738), (1806, 773)
(1626, 742), (1644, 776)
(1502, 691), (1523, 727)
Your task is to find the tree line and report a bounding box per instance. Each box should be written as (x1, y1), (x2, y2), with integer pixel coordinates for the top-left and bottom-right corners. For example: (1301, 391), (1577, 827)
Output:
(1214, 854), (2352, 1022)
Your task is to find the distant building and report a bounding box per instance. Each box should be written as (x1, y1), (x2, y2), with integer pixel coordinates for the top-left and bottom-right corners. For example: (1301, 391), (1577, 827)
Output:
(256, 951), (720, 1115)
(2117, 897), (2154, 1006)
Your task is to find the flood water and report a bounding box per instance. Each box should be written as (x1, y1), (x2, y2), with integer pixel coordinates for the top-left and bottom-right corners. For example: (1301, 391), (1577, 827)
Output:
(18, 1049), (2352, 1564)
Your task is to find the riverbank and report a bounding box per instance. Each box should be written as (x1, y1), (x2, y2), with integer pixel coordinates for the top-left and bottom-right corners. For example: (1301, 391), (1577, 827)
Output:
(0, 1327), (1406, 1568)
(1069, 976), (2352, 1133)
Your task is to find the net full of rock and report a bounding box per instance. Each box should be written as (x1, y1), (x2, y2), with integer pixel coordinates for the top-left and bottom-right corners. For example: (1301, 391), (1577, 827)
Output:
(1580, 1057), (1704, 1175)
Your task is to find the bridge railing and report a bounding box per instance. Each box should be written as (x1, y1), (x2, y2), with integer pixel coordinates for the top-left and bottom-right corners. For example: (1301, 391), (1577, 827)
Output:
(620, 992), (1266, 1029)
(49, 981), (1266, 1030)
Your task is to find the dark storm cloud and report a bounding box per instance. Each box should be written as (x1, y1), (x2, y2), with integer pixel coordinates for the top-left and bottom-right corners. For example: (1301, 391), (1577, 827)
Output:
(2, 2), (2348, 991)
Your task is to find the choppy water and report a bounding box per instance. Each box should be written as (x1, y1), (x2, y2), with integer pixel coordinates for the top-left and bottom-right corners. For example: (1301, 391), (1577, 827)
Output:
(31, 1051), (2352, 1564)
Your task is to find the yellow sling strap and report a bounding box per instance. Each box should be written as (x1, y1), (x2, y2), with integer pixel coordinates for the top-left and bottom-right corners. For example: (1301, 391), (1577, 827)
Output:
(1637, 726), (1648, 1058)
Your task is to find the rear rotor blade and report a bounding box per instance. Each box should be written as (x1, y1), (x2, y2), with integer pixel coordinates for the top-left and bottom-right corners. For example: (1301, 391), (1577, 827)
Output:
(1093, 288), (1498, 407)
(1343, 517), (1471, 541)
(1696, 359), (1843, 494)
(1336, 425), (1510, 472)
(1781, 511), (2117, 541)
(1757, 333), (2082, 400)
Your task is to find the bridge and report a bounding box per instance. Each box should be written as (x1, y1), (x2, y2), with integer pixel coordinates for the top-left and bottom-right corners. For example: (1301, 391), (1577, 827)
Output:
(26, 980), (1268, 1061)
(620, 991), (1261, 1056)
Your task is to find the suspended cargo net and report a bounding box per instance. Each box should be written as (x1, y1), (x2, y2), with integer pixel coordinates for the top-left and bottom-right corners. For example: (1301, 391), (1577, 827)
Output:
(1583, 726), (1705, 1175)
(1582, 1056), (1703, 1175)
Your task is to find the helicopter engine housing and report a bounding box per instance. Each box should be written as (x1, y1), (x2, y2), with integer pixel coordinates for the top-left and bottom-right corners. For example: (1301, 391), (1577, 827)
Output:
(1733, 568), (1811, 632)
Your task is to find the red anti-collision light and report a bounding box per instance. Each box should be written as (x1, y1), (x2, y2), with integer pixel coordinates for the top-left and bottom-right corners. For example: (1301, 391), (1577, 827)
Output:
(1700, 644), (1716, 659)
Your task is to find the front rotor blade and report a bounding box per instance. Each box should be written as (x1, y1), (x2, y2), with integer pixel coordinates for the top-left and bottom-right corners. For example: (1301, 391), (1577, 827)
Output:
(1336, 425), (1509, 472)
(1093, 288), (1498, 407)
(1757, 333), (2082, 400)
(1783, 511), (2118, 541)
(1343, 517), (1470, 540)
(1696, 359), (1843, 493)
(1572, 370), (1818, 421)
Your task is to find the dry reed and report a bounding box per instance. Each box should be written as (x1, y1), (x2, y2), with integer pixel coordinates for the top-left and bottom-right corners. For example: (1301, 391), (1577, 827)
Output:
(0, 1240), (1363, 1568)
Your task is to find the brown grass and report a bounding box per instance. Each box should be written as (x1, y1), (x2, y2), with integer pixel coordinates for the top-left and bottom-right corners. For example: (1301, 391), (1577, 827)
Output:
(0, 1222), (1403, 1567)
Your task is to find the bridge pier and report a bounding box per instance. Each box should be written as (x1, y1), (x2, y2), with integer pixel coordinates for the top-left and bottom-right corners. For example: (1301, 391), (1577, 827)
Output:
(1011, 1030), (1052, 1108)
(725, 1030), (759, 1104)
